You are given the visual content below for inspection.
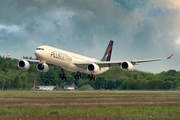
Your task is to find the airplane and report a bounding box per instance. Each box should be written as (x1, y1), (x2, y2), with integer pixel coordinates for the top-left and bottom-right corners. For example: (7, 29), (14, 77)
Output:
(7, 40), (173, 80)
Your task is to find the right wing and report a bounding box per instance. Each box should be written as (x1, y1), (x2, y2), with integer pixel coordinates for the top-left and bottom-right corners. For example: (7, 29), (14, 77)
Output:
(74, 54), (173, 69)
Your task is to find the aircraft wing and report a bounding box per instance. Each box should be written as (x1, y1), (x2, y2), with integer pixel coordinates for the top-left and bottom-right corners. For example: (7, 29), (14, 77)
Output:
(74, 54), (173, 68)
(7, 52), (40, 63)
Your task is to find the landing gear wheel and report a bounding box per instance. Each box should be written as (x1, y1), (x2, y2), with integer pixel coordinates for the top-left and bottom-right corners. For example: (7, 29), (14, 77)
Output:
(64, 76), (67, 80)
(74, 75), (77, 79)
(88, 74), (96, 81)
(59, 74), (62, 78)
(59, 74), (66, 80)
(74, 72), (82, 80)
(74, 75), (78, 79)
(88, 74), (91, 78)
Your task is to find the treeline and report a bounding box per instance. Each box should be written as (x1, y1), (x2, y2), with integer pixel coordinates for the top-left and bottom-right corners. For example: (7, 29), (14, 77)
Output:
(0, 56), (180, 90)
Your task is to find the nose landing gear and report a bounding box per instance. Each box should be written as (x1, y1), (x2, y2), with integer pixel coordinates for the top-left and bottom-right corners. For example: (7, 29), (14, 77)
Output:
(59, 68), (67, 80)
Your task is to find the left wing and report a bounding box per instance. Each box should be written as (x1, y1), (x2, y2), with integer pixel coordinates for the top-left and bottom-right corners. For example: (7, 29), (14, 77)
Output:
(7, 52), (40, 63)
(74, 54), (173, 68)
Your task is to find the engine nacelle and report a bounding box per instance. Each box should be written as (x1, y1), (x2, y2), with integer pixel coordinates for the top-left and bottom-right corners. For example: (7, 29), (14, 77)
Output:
(121, 61), (133, 71)
(87, 63), (100, 72)
(18, 60), (30, 69)
(37, 63), (49, 72)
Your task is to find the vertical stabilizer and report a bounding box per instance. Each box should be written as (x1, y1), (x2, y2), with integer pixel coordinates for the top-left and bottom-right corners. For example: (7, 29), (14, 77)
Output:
(101, 40), (113, 61)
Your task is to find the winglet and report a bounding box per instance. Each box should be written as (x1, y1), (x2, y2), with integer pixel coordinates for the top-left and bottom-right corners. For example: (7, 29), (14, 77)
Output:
(167, 54), (173, 59)
(7, 52), (10, 57)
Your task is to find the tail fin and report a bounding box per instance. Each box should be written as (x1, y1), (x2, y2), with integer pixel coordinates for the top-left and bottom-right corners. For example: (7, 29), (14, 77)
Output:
(101, 40), (113, 61)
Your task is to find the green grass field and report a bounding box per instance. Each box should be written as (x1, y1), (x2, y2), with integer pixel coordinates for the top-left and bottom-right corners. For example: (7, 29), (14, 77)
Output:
(0, 91), (179, 120)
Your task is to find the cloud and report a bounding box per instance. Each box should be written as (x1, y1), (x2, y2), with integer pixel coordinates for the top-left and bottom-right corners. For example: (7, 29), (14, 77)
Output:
(0, 0), (179, 73)
(150, 0), (180, 11)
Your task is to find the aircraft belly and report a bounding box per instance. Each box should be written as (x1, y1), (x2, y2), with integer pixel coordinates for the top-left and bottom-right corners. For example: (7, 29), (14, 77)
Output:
(64, 63), (87, 73)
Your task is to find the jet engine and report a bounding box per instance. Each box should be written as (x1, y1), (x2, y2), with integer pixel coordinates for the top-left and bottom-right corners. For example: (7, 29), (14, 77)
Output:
(18, 60), (30, 69)
(87, 63), (100, 72)
(37, 63), (49, 72)
(121, 61), (133, 71)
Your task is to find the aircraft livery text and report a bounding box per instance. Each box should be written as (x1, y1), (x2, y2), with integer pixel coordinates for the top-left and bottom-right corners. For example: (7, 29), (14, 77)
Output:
(50, 51), (72, 62)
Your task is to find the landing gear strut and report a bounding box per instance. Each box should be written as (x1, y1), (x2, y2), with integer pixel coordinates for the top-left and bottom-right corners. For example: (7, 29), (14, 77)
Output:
(74, 71), (82, 79)
(59, 68), (67, 80)
(88, 74), (96, 81)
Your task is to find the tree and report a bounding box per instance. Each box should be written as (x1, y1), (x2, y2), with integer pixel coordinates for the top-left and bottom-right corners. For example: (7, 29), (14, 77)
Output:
(0, 78), (5, 90)
(95, 75), (108, 89)
(121, 80), (127, 89)
(66, 75), (75, 83)
(77, 79), (84, 87)
(147, 79), (164, 89)
(173, 80), (180, 89)
(166, 70), (178, 76)
(78, 84), (94, 91)
(126, 79), (135, 90)
(115, 79), (121, 89)
(0, 71), (6, 90)
(87, 80), (95, 88)
(14, 76), (22, 89)
(163, 81), (173, 90)
(140, 80), (148, 89)
(146, 74), (157, 80)
(107, 80), (116, 89)
(134, 79), (142, 90)
(54, 84), (59, 91)
(21, 74), (29, 89)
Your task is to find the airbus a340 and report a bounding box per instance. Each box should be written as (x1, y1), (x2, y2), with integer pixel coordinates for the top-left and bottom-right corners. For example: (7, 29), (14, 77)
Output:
(7, 40), (173, 80)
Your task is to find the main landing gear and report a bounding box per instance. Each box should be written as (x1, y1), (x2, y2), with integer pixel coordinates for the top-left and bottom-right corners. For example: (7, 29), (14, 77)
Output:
(59, 68), (67, 80)
(74, 72), (96, 81)
(59, 69), (96, 81)
(74, 71), (82, 79)
(88, 74), (96, 81)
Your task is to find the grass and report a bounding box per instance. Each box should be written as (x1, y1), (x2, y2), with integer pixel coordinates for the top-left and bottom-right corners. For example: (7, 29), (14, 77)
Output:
(0, 91), (179, 119)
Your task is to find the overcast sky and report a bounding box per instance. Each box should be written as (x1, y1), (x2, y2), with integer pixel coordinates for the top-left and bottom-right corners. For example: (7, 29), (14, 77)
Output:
(0, 0), (180, 73)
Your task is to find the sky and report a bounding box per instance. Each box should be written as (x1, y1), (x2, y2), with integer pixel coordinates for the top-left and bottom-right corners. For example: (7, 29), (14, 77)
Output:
(0, 0), (180, 73)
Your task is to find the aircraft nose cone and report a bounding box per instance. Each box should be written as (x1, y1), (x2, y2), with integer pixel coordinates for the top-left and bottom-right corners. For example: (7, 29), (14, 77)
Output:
(35, 50), (40, 58)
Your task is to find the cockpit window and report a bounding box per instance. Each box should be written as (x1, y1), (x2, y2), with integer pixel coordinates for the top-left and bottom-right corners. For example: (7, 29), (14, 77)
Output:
(36, 48), (44, 50)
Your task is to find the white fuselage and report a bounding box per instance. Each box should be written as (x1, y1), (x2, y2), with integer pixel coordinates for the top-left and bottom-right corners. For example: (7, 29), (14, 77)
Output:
(35, 45), (109, 75)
